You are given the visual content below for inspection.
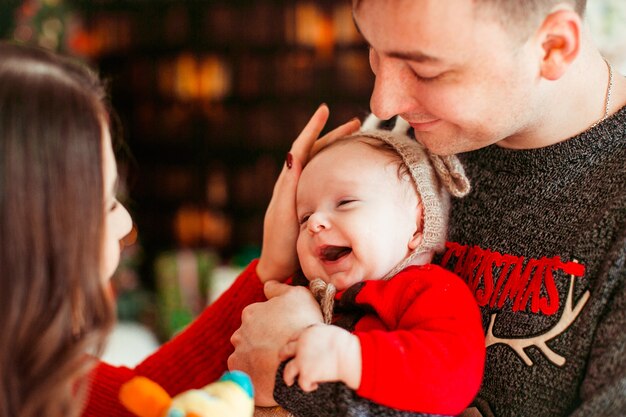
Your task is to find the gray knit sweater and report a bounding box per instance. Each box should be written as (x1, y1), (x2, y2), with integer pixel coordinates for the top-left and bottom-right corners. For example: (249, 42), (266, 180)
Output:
(442, 106), (626, 417)
(275, 106), (626, 417)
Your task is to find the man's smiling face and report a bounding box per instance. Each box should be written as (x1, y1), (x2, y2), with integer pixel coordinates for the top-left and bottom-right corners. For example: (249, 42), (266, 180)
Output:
(353, 0), (544, 155)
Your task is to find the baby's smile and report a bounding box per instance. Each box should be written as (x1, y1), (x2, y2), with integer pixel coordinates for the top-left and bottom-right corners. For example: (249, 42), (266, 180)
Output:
(319, 245), (352, 262)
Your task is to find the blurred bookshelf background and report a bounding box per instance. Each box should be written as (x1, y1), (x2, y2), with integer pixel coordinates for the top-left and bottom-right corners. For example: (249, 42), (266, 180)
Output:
(0, 0), (373, 355)
(1, 0), (624, 362)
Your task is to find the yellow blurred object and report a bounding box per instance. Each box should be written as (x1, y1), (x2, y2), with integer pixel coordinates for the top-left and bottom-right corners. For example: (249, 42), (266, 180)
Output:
(119, 371), (254, 417)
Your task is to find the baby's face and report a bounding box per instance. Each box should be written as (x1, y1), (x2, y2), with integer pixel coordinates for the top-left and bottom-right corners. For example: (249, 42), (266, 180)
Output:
(296, 139), (420, 290)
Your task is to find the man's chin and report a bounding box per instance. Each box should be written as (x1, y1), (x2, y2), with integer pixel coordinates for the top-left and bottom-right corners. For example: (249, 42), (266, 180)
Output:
(416, 135), (487, 156)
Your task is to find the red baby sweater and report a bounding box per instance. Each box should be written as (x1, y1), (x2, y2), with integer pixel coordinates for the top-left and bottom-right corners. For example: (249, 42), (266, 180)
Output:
(82, 260), (265, 417)
(349, 264), (485, 415)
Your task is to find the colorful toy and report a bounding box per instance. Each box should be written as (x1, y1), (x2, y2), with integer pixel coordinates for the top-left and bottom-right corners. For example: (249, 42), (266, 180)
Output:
(119, 371), (254, 417)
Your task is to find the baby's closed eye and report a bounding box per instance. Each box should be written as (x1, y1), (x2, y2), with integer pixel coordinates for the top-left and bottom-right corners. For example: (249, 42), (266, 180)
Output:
(337, 199), (357, 207)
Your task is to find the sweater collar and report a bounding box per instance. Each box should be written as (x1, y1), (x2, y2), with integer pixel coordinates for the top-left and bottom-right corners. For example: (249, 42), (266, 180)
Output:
(459, 104), (626, 175)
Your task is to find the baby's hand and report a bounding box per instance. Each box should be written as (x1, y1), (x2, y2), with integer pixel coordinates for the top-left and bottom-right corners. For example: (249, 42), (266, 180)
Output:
(279, 324), (361, 392)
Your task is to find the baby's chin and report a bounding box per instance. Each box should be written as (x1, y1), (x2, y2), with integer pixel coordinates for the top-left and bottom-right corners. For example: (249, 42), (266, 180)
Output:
(303, 263), (373, 290)
(316, 272), (363, 292)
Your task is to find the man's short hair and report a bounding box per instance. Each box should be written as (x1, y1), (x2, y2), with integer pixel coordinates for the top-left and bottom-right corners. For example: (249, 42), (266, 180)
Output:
(352, 0), (588, 41)
(475, 0), (587, 40)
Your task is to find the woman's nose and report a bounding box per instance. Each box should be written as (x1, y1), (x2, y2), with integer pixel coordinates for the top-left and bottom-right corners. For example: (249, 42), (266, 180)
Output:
(118, 203), (133, 240)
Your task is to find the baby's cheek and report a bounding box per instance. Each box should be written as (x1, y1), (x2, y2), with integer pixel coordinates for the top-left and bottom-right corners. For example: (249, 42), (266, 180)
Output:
(300, 259), (318, 281)
(296, 235), (308, 261)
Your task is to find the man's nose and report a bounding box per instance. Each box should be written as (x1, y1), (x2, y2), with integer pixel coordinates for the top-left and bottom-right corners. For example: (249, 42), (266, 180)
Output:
(369, 58), (421, 120)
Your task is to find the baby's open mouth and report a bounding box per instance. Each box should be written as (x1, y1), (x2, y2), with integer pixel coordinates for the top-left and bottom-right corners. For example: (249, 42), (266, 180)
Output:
(320, 246), (352, 262)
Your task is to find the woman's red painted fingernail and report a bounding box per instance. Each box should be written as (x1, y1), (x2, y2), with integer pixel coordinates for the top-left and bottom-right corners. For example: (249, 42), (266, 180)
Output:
(286, 152), (293, 169)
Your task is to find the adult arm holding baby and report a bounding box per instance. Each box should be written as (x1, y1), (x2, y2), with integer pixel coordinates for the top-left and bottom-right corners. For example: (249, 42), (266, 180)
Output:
(231, 114), (485, 417)
(228, 104), (361, 406)
(83, 104), (359, 415)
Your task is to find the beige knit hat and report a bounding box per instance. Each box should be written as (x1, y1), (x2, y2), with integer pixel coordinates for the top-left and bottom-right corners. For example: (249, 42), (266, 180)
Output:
(309, 115), (471, 322)
(350, 115), (471, 278)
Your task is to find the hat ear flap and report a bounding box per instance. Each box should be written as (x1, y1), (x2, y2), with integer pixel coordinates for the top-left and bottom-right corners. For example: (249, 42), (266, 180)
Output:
(428, 153), (471, 198)
(361, 113), (384, 131)
(392, 117), (411, 134)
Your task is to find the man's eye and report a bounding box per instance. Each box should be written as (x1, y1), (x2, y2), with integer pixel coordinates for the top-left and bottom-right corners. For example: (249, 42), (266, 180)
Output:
(413, 72), (441, 82)
(410, 66), (446, 83)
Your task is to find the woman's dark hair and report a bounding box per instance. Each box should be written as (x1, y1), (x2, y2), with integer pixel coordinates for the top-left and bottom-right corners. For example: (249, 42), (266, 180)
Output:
(0, 42), (116, 417)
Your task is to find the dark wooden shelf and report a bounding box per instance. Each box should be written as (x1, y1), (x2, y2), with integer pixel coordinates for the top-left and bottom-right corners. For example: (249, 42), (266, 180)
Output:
(75, 0), (373, 267)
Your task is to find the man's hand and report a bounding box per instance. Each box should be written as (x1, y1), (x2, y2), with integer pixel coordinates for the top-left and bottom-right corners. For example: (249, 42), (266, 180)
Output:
(228, 281), (323, 406)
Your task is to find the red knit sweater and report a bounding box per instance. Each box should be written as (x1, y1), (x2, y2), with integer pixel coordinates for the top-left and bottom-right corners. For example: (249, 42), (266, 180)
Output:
(83, 261), (484, 416)
(349, 264), (485, 414)
(82, 260), (265, 417)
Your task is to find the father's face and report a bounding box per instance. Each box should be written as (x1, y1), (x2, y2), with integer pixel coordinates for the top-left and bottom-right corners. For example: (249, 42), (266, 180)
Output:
(353, 0), (541, 155)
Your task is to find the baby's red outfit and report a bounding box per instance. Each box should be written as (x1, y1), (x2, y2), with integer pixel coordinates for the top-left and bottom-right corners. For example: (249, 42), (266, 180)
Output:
(83, 260), (484, 416)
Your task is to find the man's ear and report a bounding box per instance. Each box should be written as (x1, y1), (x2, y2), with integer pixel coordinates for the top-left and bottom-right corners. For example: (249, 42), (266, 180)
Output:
(535, 7), (582, 80)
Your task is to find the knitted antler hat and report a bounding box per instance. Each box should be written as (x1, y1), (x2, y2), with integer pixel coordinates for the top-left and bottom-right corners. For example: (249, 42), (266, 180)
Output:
(310, 115), (471, 323)
(357, 114), (470, 278)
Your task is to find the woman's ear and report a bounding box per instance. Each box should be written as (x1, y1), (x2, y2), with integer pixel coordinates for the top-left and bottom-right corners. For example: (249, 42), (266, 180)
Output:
(535, 7), (582, 80)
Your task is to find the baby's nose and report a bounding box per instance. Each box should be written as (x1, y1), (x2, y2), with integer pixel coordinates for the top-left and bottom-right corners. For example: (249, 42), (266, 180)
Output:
(307, 212), (329, 233)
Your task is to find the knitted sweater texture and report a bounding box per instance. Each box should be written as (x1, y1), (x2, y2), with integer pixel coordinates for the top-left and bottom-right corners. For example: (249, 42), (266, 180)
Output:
(82, 260), (266, 417)
(274, 265), (484, 417)
(438, 105), (626, 417)
(83, 107), (625, 417)
(277, 107), (626, 417)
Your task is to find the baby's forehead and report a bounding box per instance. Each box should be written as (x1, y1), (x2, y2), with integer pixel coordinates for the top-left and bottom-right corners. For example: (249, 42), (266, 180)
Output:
(314, 135), (395, 162)
(319, 134), (380, 150)
(304, 137), (417, 191)
(318, 136), (409, 175)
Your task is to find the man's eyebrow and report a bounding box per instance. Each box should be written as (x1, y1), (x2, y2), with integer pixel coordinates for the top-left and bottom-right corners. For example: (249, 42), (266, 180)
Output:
(387, 51), (441, 63)
(351, 13), (440, 64)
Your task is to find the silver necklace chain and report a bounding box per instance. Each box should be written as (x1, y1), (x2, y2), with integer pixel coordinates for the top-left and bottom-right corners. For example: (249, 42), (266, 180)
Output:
(590, 58), (614, 129)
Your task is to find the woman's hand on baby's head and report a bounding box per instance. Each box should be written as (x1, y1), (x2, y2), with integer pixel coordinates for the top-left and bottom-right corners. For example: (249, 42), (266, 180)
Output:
(310, 117), (361, 158)
(256, 105), (361, 283)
